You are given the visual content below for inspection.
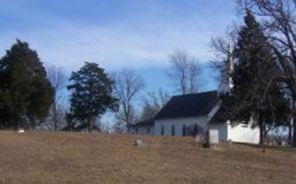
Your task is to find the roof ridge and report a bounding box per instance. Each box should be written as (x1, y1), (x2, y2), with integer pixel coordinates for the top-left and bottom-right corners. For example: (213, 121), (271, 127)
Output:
(172, 90), (217, 98)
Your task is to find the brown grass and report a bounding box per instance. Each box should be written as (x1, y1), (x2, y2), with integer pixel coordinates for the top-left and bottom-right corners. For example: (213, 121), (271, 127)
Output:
(0, 131), (295, 184)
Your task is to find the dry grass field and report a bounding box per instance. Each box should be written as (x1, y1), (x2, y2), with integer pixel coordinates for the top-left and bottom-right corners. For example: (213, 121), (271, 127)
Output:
(0, 131), (295, 184)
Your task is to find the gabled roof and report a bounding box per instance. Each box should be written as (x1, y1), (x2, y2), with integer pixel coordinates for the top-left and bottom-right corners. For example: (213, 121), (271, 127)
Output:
(155, 91), (219, 119)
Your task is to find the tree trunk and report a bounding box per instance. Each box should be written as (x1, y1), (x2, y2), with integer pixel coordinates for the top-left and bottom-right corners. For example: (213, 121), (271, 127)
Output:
(53, 103), (57, 131)
(288, 119), (293, 145)
(259, 122), (264, 145)
(87, 117), (93, 132)
(11, 118), (18, 130)
(293, 116), (296, 147)
(291, 100), (296, 147)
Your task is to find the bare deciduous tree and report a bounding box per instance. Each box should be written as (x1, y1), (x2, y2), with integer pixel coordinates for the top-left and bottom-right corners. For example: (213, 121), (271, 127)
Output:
(141, 88), (170, 120)
(237, 0), (296, 146)
(113, 69), (145, 131)
(47, 65), (67, 130)
(168, 51), (201, 95)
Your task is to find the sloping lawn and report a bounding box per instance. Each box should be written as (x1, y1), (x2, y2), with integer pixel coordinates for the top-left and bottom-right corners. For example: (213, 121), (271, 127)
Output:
(0, 131), (295, 184)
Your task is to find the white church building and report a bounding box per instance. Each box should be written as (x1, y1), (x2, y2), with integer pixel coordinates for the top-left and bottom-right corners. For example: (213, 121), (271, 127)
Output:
(129, 90), (260, 144)
(129, 50), (260, 144)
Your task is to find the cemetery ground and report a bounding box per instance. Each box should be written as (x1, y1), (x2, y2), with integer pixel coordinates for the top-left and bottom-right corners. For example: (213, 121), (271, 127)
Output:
(0, 131), (295, 184)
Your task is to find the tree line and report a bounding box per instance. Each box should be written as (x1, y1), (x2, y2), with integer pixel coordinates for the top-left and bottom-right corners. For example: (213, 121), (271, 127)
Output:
(0, 40), (201, 133)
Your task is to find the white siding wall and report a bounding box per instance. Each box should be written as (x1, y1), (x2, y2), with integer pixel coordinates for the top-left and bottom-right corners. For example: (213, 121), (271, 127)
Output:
(154, 117), (208, 137)
(155, 117), (260, 144)
(227, 120), (260, 144)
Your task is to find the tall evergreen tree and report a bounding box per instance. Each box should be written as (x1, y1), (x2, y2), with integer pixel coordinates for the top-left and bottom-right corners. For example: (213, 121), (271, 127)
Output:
(222, 11), (289, 144)
(0, 40), (53, 129)
(67, 62), (117, 132)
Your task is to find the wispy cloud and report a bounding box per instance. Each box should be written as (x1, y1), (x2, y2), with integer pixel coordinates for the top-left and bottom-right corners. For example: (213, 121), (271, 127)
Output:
(0, 0), (237, 72)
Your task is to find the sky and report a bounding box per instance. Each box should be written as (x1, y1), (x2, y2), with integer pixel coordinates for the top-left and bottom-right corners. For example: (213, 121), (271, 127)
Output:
(0, 0), (239, 95)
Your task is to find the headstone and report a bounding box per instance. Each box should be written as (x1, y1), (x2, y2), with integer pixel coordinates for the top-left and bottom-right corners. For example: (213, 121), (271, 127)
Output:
(209, 129), (219, 145)
(195, 134), (206, 145)
(18, 129), (25, 133)
(195, 134), (202, 143)
(134, 139), (144, 147)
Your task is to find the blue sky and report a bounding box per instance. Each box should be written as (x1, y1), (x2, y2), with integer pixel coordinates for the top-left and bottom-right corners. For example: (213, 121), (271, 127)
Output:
(0, 0), (238, 95)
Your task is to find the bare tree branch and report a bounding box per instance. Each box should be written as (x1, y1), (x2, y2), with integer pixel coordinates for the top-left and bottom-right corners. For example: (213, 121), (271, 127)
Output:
(113, 69), (145, 129)
(168, 51), (201, 95)
(141, 88), (170, 120)
(46, 65), (67, 130)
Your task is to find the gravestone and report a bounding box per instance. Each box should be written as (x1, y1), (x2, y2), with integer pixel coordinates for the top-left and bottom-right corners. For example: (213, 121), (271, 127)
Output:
(209, 129), (219, 145)
(196, 134), (208, 144)
(18, 129), (25, 134)
(134, 139), (145, 147)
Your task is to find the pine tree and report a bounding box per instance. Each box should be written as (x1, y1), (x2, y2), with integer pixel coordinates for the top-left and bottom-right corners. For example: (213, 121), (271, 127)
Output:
(0, 40), (53, 129)
(67, 62), (117, 132)
(222, 11), (290, 144)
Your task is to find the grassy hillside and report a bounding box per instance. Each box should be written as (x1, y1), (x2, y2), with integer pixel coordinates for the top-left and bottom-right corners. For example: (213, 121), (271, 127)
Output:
(0, 131), (295, 184)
